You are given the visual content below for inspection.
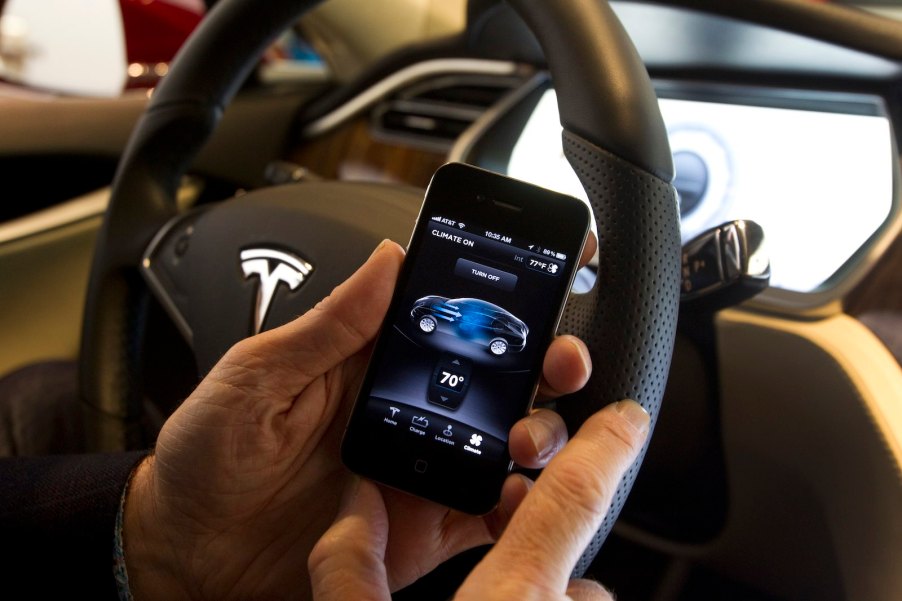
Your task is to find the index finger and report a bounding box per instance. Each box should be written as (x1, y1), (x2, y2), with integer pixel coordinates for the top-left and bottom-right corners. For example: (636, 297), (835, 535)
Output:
(457, 400), (649, 596)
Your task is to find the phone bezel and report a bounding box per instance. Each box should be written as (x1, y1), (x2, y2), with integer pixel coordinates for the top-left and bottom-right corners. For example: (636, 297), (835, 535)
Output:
(341, 162), (590, 515)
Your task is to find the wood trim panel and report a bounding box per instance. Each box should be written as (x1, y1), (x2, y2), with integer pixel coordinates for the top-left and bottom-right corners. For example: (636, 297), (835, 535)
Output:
(288, 118), (446, 189)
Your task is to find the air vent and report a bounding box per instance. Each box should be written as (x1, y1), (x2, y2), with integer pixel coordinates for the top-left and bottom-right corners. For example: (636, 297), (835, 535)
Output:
(371, 74), (524, 152)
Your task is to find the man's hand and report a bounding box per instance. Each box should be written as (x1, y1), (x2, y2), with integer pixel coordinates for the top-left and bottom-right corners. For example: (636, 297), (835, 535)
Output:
(309, 399), (650, 600)
(122, 237), (597, 600)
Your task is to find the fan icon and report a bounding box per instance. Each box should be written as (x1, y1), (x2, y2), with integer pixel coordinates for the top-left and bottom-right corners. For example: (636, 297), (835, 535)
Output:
(469, 434), (483, 447)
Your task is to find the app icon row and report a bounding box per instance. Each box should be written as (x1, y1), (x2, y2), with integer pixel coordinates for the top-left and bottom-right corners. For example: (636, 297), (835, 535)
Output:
(368, 398), (504, 459)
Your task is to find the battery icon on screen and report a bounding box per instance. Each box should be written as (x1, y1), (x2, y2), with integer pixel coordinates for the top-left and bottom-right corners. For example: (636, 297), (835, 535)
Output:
(555, 252), (566, 260)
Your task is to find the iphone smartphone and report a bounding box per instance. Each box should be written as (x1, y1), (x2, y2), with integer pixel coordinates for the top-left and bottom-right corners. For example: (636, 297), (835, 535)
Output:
(341, 162), (590, 514)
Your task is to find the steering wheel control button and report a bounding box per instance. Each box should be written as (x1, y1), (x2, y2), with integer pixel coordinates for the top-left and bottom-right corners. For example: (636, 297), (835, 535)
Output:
(174, 233), (191, 258)
(454, 258), (517, 291)
(428, 354), (473, 409)
(414, 459), (428, 474)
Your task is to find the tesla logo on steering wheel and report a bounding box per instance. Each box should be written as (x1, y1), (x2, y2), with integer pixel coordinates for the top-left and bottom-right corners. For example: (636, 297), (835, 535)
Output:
(240, 248), (314, 334)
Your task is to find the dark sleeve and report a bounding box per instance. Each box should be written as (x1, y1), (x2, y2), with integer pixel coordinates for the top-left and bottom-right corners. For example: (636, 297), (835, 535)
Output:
(0, 451), (148, 598)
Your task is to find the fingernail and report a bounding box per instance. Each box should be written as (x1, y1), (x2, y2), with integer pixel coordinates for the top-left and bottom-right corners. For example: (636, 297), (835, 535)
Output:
(369, 239), (390, 258)
(615, 400), (650, 436)
(524, 418), (557, 461)
(568, 337), (591, 375)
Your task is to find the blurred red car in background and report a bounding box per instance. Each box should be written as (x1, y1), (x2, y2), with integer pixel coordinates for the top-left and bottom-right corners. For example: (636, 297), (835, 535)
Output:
(119, 0), (205, 88)
(0, 0), (205, 95)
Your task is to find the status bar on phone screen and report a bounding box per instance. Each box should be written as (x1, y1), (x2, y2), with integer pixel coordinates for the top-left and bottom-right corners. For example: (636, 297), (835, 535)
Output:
(428, 216), (568, 274)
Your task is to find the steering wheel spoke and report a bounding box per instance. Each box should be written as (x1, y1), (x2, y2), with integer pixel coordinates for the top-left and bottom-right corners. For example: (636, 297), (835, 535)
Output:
(140, 182), (423, 376)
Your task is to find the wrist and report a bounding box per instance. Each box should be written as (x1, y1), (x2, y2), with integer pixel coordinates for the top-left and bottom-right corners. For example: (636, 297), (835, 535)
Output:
(122, 456), (189, 600)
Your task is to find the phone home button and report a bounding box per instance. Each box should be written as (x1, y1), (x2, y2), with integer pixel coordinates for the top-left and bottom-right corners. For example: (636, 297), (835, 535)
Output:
(414, 459), (428, 474)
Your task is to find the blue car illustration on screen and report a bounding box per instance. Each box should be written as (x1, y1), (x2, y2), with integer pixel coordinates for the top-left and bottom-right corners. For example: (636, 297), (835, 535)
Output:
(410, 296), (528, 356)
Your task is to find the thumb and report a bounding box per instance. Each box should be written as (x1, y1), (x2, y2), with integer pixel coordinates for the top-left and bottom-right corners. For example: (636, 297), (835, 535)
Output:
(308, 477), (392, 601)
(231, 239), (405, 386)
(566, 579), (615, 601)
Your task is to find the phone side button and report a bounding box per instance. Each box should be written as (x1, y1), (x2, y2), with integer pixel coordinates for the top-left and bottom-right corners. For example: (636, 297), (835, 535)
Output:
(414, 459), (429, 474)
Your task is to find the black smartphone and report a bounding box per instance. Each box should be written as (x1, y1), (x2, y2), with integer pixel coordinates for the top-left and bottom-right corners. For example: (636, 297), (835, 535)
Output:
(341, 162), (591, 514)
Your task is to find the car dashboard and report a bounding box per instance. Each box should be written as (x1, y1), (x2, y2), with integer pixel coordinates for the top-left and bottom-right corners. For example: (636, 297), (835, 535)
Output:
(294, 1), (902, 317)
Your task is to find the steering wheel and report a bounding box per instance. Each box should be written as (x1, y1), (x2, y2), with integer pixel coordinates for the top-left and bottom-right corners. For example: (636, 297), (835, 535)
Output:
(79, 0), (680, 577)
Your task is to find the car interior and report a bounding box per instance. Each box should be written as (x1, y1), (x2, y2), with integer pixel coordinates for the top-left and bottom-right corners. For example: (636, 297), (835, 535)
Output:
(0, 1), (901, 600)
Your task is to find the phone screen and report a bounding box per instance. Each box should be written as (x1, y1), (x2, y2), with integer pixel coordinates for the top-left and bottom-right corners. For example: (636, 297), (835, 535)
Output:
(342, 163), (589, 514)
